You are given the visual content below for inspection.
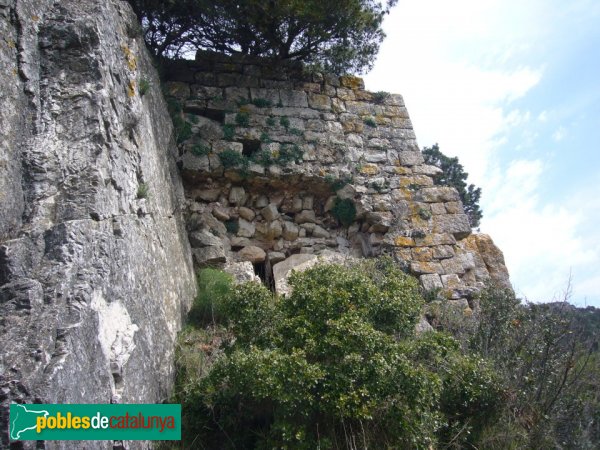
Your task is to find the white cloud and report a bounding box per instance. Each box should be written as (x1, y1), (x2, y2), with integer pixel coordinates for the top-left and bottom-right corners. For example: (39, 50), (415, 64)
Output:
(552, 126), (567, 141)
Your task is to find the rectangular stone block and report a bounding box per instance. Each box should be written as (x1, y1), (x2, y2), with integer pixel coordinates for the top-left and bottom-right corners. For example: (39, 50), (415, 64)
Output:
(308, 93), (332, 110)
(279, 90), (308, 107)
(418, 187), (460, 203)
(432, 214), (471, 239)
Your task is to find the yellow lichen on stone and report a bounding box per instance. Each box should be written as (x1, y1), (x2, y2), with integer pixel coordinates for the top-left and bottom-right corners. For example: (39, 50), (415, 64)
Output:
(122, 45), (137, 71)
(6, 38), (15, 49)
(359, 164), (379, 175)
(127, 79), (136, 97)
(394, 236), (415, 247)
(339, 75), (364, 90)
(238, 105), (251, 113)
(375, 114), (387, 125)
(394, 166), (411, 175)
(319, 168), (326, 176)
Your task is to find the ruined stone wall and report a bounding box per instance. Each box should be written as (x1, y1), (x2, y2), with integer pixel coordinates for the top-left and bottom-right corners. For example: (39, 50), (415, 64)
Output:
(163, 51), (511, 303)
(0, 1), (196, 447)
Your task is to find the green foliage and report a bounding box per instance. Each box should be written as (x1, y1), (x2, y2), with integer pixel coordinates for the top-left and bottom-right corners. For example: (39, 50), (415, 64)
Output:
(129, 0), (398, 73)
(278, 143), (303, 164)
(251, 149), (274, 167)
(363, 116), (377, 127)
(222, 123), (235, 141)
(218, 148), (248, 169)
(252, 97), (272, 108)
(279, 115), (290, 128)
(167, 98), (193, 144)
(235, 111), (250, 127)
(188, 269), (234, 326)
(138, 78), (151, 96)
(136, 183), (149, 199)
(259, 131), (271, 143)
(289, 127), (303, 136)
(330, 197), (356, 226)
(372, 90), (390, 104)
(190, 143), (210, 156)
(423, 143), (483, 228)
(266, 115), (276, 126)
(418, 207), (432, 220)
(326, 173), (354, 192)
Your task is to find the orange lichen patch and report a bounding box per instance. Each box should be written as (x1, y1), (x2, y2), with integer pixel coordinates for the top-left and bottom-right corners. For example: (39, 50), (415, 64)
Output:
(339, 75), (365, 90)
(394, 236), (415, 247)
(391, 188), (412, 201)
(394, 166), (412, 175)
(6, 38), (15, 48)
(238, 105), (251, 113)
(318, 168), (326, 176)
(354, 90), (373, 101)
(398, 176), (417, 187)
(374, 114), (388, 125)
(32, 15), (40, 21)
(122, 45), (137, 71)
(127, 79), (136, 97)
(412, 247), (433, 262)
(359, 164), (379, 175)
(411, 216), (429, 228)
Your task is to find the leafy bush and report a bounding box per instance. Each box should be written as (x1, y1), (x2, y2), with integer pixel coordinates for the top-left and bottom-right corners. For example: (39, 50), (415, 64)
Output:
(259, 131), (271, 143)
(187, 268), (234, 326)
(190, 143), (210, 156)
(277, 143), (303, 164)
(252, 97), (272, 108)
(222, 123), (235, 141)
(363, 116), (377, 127)
(251, 149), (274, 167)
(289, 127), (303, 136)
(331, 197), (356, 226)
(177, 259), (504, 449)
(279, 115), (290, 128)
(218, 148), (247, 169)
(235, 111), (250, 127)
(372, 90), (390, 104)
(266, 115), (276, 126)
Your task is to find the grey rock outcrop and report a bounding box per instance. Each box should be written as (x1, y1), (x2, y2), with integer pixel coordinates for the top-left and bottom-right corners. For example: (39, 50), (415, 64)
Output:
(0, 1), (196, 447)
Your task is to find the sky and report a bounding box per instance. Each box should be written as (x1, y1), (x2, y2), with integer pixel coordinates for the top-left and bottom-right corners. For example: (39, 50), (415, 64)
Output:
(364, 0), (600, 307)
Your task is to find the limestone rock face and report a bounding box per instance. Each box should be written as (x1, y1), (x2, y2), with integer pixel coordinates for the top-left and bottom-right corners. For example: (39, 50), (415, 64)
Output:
(0, 1), (196, 447)
(459, 234), (512, 289)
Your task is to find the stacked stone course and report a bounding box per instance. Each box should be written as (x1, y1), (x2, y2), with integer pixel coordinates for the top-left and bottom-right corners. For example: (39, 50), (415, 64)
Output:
(163, 51), (511, 304)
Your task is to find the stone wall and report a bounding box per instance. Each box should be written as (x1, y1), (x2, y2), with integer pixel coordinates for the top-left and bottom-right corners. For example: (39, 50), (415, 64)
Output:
(163, 51), (511, 303)
(0, 1), (196, 448)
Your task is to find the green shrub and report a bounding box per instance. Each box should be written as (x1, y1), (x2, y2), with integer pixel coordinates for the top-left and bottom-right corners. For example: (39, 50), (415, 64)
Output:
(277, 143), (303, 164)
(136, 183), (149, 199)
(279, 115), (290, 128)
(363, 116), (377, 127)
(138, 78), (151, 96)
(289, 127), (303, 136)
(218, 148), (247, 169)
(266, 115), (276, 126)
(418, 207), (432, 220)
(372, 90), (390, 104)
(251, 149), (274, 167)
(331, 197), (356, 226)
(187, 268), (234, 326)
(259, 131), (271, 143)
(235, 111), (250, 127)
(252, 97), (272, 108)
(190, 143), (210, 157)
(222, 123), (235, 141)
(171, 114), (192, 144)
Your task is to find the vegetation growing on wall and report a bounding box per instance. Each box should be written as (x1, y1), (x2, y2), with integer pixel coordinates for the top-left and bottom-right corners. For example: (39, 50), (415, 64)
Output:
(127, 0), (398, 73)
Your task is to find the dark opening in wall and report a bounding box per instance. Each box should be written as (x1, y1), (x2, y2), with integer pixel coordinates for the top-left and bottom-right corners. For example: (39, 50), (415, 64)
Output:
(240, 139), (261, 157)
(182, 106), (226, 123)
(253, 261), (275, 291)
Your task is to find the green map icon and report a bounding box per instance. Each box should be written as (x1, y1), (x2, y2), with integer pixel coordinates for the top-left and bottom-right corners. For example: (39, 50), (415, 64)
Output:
(10, 404), (49, 440)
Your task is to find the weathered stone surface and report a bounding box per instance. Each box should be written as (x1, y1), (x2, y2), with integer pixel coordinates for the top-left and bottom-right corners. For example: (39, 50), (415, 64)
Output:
(0, 2), (197, 444)
(261, 204), (280, 221)
(223, 261), (260, 283)
(229, 186), (247, 205)
(238, 206), (256, 221)
(237, 218), (256, 237)
(295, 210), (317, 224)
(460, 234), (512, 289)
(212, 206), (230, 221)
(238, 246), (266, 263)
(432, 214), (471, 239)
(282, 221), (300, 240)
(418, 187), (460, 203)
(420, 274), (444, 291)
